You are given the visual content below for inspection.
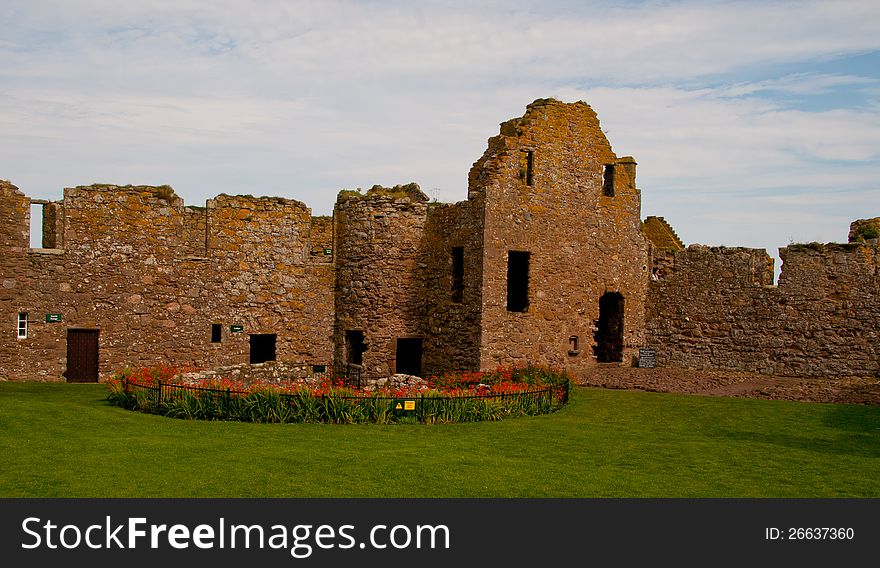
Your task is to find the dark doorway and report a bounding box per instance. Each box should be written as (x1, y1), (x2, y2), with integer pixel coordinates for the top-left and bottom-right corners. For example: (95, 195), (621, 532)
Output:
(395, 338), (423, 377)
(345, 330), (366, 365)
(249, 334), (277, 364)
(594, 292), (624, 363)
(65, 329), (99, 383)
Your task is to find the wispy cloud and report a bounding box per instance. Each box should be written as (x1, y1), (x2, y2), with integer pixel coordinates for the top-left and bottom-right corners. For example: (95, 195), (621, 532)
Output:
(1, 0), (878, 262)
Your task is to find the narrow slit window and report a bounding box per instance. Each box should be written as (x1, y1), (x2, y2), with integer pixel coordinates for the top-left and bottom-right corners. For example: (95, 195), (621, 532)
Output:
(602, 164), (615, 197)
(17, 312), (28, 339)
(211, 323), (222, 343)
(520, 149), (534, 186)
(526, 150), (534, 186)
(506, 251), (530, 313)
(451, 247), (464, 303)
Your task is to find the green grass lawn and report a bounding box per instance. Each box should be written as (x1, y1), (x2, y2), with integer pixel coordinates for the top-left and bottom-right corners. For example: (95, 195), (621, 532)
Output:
(1, 381), (878, 497)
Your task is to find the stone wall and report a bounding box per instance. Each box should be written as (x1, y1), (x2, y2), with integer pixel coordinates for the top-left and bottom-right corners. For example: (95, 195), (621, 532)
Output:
(420, 199), (484, 375)
(0, 182), (334, 381)
(5, 98), (877, 383)
(642, 215), (685, 279)
(333, 184), (430, 380)
(646, 243), (880, 376)
(849, 217), (880, 243)
(471, 99), (649, 373)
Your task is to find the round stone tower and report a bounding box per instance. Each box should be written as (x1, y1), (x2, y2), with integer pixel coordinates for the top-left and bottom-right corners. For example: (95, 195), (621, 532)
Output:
(332, 183), (430, 380)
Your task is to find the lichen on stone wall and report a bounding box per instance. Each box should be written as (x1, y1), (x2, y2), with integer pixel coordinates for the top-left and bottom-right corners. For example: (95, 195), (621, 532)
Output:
(3, 100), (878, 384)
(647, 241), (880, 377)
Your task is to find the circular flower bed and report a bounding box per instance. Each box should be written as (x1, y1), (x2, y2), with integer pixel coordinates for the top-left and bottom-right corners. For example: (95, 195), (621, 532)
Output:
(107, 364), (572, 424)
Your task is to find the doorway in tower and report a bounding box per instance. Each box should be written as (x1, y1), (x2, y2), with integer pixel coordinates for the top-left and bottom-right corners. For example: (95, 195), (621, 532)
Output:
(345, 330), (366, 365)
(395, 337), (423, 377)
(594, 292), (624, 363)
(249, 334), (277, 364)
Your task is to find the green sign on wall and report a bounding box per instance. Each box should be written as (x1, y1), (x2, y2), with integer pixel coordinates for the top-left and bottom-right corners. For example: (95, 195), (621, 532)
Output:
(230, 325), (244, 333)
(45, 314), (63, 323)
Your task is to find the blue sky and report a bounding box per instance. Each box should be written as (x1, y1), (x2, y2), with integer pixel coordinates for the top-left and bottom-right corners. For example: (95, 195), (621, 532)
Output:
(2, 0), (879, 275)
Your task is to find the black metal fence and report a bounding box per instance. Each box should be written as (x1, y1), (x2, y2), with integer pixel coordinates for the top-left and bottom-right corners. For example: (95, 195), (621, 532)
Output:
(120, 376), (569, 423)
(125, 378), (568, 403)
(330, 362), (363, 388)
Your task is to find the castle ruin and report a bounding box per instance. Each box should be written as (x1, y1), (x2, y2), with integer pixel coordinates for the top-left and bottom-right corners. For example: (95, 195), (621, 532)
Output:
(2, 99), (878, 382)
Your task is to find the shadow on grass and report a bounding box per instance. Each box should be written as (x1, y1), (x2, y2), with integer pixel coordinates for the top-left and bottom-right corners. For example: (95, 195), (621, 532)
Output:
(712, 405), (880, 459)
(820, 403), (880, 433)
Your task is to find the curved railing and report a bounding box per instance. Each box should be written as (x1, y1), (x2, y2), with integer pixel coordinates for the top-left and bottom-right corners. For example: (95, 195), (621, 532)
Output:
(111, 377), (570, 424)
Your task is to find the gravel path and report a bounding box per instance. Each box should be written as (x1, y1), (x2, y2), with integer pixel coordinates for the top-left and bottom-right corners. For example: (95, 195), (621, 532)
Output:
(577, 366), (880, 405)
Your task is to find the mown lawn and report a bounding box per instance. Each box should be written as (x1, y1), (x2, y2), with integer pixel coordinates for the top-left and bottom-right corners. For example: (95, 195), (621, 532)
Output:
(0, 381), (877, 497)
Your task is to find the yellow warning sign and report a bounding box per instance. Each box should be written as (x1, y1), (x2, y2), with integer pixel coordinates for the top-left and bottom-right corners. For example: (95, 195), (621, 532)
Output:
(395, 402), (403, 410)
(404, 400), (415, 411)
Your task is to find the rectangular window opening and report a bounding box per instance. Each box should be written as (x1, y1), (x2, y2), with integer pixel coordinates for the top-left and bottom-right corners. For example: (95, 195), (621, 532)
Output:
(29, 204), (44, 248)
(345, 330), (366, 366)
(451, 247), (464, 303)
(211, 323), (222, 343)
(526, 150), (534, 186)
(602, 164), (615, 197)
(17, 312), (28, 339)
(506, 251), (530, 313)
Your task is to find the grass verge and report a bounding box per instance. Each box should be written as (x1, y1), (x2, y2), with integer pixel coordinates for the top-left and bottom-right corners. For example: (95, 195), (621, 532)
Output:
(0, 382), (877, 497)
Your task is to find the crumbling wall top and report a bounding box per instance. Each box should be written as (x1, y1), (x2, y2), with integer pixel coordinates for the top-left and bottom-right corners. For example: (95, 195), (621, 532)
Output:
(849, 217), (880, 243)
(1, 179), (23, 196)
(336, 182), (428, 205)
(211, 193), (310, 212)
(468, 98), (615, 198)
(68, 183), (181, 203)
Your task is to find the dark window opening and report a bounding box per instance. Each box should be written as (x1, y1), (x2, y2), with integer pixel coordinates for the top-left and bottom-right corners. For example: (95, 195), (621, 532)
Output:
(594, 292), (624, 363)
(451, 246), (464, 303)
(249, 334), (277, 364)
(602, 164), (615, 197)
(345, 330), (366, 366)
(395, 337), (423, 377)
(520, 149), (534, 186)
(507, 251), (530, 313)
(211, 323), (222, 343)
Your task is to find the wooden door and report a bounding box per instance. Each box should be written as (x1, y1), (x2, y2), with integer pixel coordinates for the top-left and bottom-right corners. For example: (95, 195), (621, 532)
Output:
(65, 329), (99, 382)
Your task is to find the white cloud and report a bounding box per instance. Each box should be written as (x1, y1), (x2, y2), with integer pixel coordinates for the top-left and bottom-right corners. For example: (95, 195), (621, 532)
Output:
(1, 0), (879, 245)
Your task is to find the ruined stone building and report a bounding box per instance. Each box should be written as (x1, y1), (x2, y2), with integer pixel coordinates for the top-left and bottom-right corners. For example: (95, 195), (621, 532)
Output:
(2, 99), (879, 382)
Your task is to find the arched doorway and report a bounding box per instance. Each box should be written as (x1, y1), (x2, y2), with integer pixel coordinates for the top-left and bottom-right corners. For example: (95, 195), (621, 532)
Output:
(594, 292), (624, 363)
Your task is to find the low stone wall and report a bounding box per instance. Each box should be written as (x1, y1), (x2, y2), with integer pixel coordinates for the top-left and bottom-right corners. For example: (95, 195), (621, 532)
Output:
(174, 361), (321, 385)
(173, 361), (429, 391)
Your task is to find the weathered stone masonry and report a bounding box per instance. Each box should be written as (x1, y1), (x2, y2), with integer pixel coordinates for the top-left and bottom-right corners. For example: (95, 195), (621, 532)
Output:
(3, 99), (878, 382)
(1, 182), (333, 381)
(645, 239), (880, 377)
